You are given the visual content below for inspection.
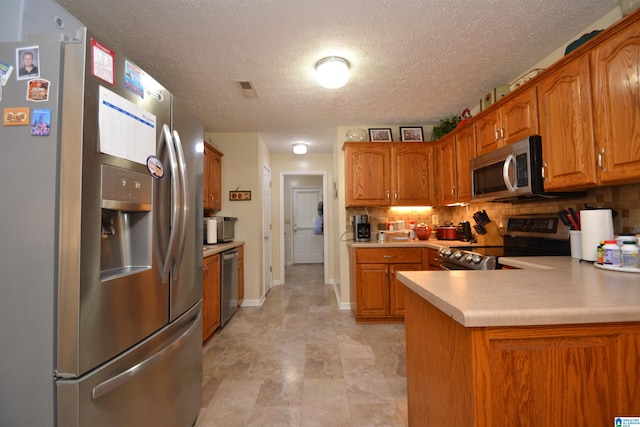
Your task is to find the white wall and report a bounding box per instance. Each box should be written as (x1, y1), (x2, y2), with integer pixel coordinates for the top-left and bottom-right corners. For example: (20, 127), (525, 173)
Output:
(204, 132), (270, 306)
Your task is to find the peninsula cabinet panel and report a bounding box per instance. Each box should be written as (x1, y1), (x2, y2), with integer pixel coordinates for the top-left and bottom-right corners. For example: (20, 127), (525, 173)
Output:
(537, 54), (597, 190)
(404, 288), (640, 426)
(592, 21), (640, 184)
(475, 87), (538, 156)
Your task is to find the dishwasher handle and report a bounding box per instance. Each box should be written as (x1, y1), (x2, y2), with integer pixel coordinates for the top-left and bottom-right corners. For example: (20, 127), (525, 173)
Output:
(222, 248), (238, 261)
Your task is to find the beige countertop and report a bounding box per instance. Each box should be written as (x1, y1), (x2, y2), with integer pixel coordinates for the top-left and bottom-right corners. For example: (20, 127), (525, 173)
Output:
(397, 257), (640, 328)
(203, 241), (244, 257)
(348, 237), (482, 250)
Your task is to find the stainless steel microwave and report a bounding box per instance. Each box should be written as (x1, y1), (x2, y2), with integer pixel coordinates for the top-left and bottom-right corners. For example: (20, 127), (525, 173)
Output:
(470, 135), (581, 202)
(215, 216), (237, 242)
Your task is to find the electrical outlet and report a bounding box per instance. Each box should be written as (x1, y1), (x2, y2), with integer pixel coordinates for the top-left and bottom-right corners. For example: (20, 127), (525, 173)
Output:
(432, 214), (439, 225)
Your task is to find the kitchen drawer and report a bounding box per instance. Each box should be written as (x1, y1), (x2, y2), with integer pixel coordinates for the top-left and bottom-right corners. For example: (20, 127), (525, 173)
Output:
(355, 247), (422, 264)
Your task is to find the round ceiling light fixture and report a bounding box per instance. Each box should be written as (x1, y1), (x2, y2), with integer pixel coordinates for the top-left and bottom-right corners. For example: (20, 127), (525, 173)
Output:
(315, 56), (350, 89)
(293, 143), (308, 155)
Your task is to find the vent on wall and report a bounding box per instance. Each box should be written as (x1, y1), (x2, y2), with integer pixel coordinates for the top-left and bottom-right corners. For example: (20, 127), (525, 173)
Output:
(236, 81), (258, 98)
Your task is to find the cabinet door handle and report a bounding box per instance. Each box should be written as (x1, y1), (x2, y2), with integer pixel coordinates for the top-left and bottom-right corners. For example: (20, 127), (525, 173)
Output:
(394, 191), (398, 200)
(383, 255), (394, 259)
(598, 148), (606, 172)
(451, 186), (456, 196)
(541, 162), (547, 181)
(500, 127), (505, 140)
(494, 130), (500, 141)
(386, 191), (390, 200)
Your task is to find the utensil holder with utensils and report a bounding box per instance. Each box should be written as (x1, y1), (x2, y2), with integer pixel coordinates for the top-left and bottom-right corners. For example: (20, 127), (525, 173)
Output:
(477, 221), (503, 246)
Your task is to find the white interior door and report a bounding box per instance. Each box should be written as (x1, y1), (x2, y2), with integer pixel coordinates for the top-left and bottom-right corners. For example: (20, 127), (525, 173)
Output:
(292, 187), (323, 264)
(263, 165), (272, 296)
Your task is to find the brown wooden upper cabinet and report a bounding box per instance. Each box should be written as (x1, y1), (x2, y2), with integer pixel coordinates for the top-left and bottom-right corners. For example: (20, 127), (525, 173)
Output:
(344, 142), (435, 207)
(592, 19), (640, 184)
(538, 13), (640, 190)
(474, 86), (538, 156)
(203, 143), (223, 211)
(436, 123), (475, 205)
(537, 53), (597, 190)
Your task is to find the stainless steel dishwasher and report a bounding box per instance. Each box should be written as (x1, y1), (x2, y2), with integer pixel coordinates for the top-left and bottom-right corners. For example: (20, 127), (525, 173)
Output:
(220, 248), (239, 326)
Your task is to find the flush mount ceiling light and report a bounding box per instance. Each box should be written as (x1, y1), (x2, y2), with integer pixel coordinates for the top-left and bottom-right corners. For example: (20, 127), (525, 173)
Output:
(293, 143), (308, 155)
(315, 56), (350, 89)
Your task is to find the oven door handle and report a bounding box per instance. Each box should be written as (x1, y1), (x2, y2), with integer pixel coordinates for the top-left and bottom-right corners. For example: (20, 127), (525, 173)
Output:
(502, 153), (517, 192)
(438, 262), (456, 271)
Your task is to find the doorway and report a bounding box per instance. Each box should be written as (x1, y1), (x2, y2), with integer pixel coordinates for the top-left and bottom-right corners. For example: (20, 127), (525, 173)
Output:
(292, 187), (323, 264)
(279, 172), (328, 285)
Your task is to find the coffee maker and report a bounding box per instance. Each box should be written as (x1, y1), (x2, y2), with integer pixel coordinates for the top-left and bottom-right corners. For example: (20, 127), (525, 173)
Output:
(353, 215), (371, 241)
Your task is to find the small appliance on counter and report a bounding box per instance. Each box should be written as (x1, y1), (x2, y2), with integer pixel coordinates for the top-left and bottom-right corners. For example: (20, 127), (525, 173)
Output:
(459, 221), (473, 242)
(214, 216), (237, 243)
(353, 215), (371, 241)
(435, 222), (462, 240)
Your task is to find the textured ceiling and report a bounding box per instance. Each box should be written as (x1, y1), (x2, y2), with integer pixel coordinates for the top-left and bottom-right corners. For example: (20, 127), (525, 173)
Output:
(56, 0), (619, 153)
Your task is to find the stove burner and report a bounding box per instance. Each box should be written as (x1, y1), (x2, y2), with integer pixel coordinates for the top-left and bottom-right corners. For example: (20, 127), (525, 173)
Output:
(437, 247), (497, 270)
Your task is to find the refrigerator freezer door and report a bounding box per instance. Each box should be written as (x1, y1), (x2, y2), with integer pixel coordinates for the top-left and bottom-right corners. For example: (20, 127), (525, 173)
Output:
(57, 302), (203, 427)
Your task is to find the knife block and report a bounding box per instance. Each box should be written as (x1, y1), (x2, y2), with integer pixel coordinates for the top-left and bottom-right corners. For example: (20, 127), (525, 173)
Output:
(477, 221), (503, 246)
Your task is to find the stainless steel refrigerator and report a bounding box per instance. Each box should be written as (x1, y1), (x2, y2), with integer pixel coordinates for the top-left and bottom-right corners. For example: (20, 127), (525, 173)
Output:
(0, 1), (204, 426)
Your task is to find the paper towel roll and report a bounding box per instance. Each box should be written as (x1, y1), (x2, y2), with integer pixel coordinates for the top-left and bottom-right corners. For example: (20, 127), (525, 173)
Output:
(207, 218), (218, 244)
(580, 209), (614, 261)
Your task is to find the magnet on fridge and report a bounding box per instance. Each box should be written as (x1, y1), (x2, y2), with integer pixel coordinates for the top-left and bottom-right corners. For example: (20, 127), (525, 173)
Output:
(146, 155), (164, 178)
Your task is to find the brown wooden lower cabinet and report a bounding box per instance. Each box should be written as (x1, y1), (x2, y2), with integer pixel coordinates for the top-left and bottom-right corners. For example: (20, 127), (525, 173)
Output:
(404, 287), (640, 426)
(202, 254), (220, 343)
(237, 245), (244, 306)
(350, 247), (422, 323)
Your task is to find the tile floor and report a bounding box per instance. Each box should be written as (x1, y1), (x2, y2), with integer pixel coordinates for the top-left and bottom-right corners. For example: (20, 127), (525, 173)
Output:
(196, 263), (408, 427)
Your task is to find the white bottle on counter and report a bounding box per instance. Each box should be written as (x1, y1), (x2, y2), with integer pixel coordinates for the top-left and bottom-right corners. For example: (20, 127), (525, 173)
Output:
(602, 240), (621, 266)
(621, 240), (639, 268)
(409, 221), (416, 240)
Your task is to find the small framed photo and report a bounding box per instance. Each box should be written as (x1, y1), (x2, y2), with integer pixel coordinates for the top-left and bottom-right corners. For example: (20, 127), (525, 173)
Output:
(368, 128), (393, 142)
(400, 126), (424, 142)
(16, 46), (40, 80)
(229, 190), (251, 201)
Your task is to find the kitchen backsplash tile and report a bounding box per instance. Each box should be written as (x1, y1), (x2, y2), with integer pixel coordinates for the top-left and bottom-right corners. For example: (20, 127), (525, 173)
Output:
(346, 183), (640, 235)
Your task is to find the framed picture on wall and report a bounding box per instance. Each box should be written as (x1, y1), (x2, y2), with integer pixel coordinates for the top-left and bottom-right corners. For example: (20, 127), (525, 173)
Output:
(368, 128), (392, 142)
(400, 126), (424, 142)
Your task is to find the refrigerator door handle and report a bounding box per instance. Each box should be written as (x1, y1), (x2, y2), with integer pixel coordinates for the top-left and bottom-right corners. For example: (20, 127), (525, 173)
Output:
(159, 124), (181, 283)
(91, 308), (201, 400)
(171, 129), (189, 272)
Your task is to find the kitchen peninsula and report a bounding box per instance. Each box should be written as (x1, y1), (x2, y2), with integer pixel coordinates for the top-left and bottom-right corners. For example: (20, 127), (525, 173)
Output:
(397, 258), (640, 425)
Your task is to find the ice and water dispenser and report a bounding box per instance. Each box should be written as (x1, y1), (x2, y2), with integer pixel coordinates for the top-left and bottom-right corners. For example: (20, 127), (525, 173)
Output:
(100, 164), (153, 281)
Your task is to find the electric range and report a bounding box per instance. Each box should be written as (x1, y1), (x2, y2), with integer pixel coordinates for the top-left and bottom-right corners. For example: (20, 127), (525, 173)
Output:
(437, 213), (571, 270)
